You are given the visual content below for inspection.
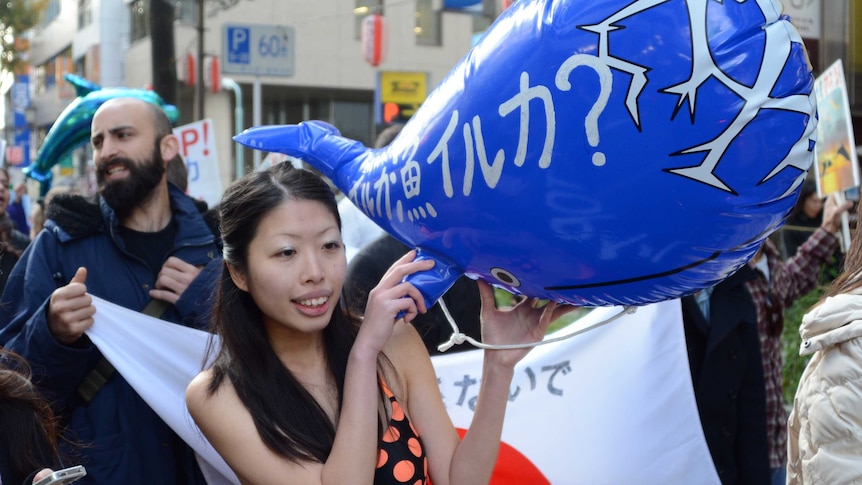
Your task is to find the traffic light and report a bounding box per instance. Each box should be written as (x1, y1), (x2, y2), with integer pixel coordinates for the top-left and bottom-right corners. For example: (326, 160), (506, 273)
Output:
(382, 102), (417, 123)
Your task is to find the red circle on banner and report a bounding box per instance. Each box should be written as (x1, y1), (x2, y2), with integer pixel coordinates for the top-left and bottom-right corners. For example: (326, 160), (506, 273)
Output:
(445, 428), (550, 485)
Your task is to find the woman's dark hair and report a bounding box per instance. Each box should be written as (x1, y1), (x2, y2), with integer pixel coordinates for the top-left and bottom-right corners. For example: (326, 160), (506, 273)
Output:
(207, 162), (386, 463)
(0, 349), (61, 482)
(825, 195), (862, 298)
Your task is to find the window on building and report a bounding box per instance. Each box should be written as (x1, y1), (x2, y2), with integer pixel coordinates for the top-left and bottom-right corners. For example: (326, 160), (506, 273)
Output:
(264, 100), (301, 125)
(75, 57), (86, 77)
(130, 0), (149, 42)
(821, 1), (848, 74)
(820, 0), (860, 108)
(334, 101), (373, 147)
(415, 0), (441, 46)
(33, 64), (46, 94)
(131, 0), (191, 41)
(78, 0), (93, 29)
(253, 94), (372, 147)
(354, 0), (384, 40)
(308, 98), (333, 123)
(175, 0), (197, 26)
(39, 0), (61, 27)
(32, 49), (72, 95)
(43, 60), (57, 90)
(851, 1), (862, 110)
(472, 13), (492, 42)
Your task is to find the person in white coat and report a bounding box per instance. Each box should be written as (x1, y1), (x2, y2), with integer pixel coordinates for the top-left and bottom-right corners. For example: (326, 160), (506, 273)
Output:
(787, 206), (862, 484)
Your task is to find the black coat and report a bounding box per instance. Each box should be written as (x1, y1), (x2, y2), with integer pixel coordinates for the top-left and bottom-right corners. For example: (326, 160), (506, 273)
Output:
(681, 266), (770, 485)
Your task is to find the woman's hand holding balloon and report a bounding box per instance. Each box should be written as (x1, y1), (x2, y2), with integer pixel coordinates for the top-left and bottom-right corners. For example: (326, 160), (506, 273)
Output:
(477, 280), (577, 369)
(355, 250), (434, 356)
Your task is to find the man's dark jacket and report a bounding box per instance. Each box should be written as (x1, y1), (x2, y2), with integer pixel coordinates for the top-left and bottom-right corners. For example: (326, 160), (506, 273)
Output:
(681, 265), (770, 485)
(0, 184), (221, 484)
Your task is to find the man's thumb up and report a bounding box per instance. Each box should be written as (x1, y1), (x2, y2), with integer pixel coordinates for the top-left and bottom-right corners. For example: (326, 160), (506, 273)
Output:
(70, 266), (87, 285)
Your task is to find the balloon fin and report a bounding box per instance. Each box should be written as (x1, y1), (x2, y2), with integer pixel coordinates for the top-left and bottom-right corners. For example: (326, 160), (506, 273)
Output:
(22, 165), (52, 194)
(405, 249), (462, 313)
(233, 121), (369, 180)
(163, 105), (180, 125)
(64, 73), (101, 97)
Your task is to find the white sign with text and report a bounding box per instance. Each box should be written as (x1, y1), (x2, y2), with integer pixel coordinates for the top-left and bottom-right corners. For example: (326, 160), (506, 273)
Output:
(173, 119), (223, 208)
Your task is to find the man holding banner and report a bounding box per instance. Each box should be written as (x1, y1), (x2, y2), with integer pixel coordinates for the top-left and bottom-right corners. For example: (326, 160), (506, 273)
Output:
(0, 97), (222, 485)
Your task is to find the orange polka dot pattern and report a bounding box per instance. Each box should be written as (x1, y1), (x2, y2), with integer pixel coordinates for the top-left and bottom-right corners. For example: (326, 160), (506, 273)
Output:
(374, 383), (427, 485)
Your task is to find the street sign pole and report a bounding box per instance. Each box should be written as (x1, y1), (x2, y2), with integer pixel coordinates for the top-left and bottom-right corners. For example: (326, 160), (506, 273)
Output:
(253, 76), (262, 169)
(223, 23), (295, 171)
(220, 77), (244, 178)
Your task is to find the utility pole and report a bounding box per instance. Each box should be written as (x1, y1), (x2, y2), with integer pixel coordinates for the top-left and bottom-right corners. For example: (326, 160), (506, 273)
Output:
(197, 0), (206, 120)
(150, 0), (177, 105)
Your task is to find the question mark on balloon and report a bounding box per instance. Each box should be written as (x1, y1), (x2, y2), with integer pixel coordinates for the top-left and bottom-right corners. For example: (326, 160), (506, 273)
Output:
(556, 54), (613, 166)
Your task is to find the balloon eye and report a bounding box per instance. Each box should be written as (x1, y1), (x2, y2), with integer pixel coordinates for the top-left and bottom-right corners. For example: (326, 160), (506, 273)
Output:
(491, 268), (521, 288)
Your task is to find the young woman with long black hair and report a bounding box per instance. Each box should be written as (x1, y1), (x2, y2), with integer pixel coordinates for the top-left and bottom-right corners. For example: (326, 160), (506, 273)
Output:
(186, 162), (572, 485)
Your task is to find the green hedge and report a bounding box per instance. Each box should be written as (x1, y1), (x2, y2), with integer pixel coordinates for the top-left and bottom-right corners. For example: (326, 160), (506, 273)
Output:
(781, 286), (824, 405)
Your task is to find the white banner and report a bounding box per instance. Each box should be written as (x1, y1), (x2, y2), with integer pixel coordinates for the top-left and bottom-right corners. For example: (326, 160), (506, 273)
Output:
(173, 119), (224, 208)
(433, 300), (718, 484)
(86, 297), (238, 484)
(86, 297), (718, 484)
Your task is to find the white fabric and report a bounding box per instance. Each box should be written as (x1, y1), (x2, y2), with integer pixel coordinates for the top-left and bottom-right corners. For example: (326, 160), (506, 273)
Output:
(86, 296), (719, 484)
(85, 298), (239, 485)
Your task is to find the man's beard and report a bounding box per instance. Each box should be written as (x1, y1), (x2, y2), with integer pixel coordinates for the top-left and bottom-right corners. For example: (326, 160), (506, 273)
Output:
(98, 143), (166, 219)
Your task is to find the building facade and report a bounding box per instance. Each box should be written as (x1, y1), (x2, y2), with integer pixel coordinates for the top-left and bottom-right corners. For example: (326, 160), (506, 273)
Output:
(13, 0), (498, 195)
(6, 0), (862, 197)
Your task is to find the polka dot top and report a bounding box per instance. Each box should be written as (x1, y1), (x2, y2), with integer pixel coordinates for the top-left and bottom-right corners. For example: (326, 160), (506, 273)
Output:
(374, 379), (428, 485)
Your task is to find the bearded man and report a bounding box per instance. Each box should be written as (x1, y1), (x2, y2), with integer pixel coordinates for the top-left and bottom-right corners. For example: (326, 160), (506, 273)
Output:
(0, 97), (222, 484)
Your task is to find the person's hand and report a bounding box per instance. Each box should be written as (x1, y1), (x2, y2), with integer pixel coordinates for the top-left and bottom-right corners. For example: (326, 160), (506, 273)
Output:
(356, 250), (433, 355)
(47, 267), (95, 345)
(149, 256), (203, 304)
(32, 468), (54, 483)
(32, 468), (53, 483)
(820, 193), (854, 233)
(478, 280), (577, 369)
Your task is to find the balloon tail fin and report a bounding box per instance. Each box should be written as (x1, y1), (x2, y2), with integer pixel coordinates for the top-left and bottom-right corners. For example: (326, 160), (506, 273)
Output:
(64, 73), (101, 98)
(396, 249), (461, 322)
(233, 121), (368, 180)
(409, 249), (461, 309)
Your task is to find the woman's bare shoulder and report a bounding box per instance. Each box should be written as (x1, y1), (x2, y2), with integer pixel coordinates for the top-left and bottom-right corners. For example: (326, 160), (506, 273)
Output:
(186, 368), (233, 411)
(187, 368), (213, 396)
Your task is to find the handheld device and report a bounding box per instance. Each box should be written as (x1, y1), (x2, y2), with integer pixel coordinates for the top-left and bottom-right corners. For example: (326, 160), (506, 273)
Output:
(32, 465), (87, 485)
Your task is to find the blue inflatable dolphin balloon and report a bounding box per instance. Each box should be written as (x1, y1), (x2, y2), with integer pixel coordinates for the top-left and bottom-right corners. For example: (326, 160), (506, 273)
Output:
(235, 0), (816, 308)
(25, 74), (180, 190)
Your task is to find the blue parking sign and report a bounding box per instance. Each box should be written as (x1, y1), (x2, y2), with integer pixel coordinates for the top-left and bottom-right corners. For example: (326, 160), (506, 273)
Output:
(222, 24), (295, 77)
(227, 27), (251, 64)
